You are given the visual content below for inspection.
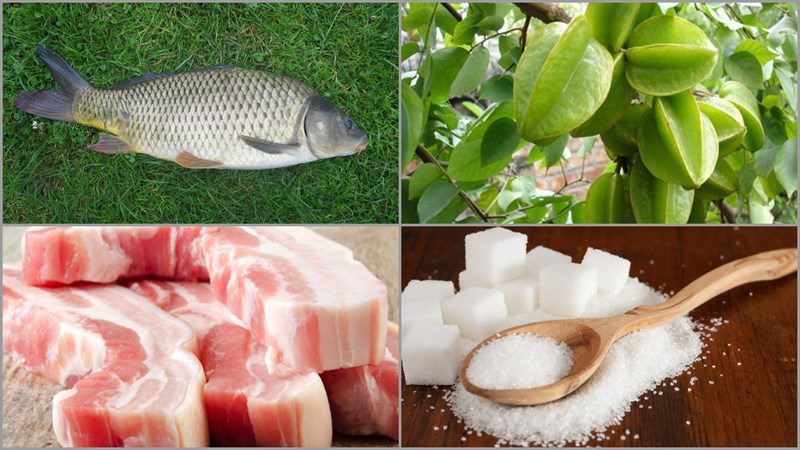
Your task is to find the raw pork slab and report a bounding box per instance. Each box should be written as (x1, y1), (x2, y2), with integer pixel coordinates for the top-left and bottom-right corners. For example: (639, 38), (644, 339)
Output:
(2, 266), (208, 447)
(22, 226), (388, 372)
(320, 322), (399, 440)
(129, 280), (332, 447)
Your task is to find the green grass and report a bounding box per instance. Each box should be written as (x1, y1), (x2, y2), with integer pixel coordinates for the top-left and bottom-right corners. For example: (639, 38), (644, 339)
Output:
(3, 3), (399, 224)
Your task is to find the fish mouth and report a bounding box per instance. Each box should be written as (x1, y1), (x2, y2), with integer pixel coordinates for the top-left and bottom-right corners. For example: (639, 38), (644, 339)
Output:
(355, 136), (369, 153)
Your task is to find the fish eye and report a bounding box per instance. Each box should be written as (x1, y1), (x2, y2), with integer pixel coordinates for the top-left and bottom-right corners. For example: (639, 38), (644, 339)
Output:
(344, 116), (353, 129)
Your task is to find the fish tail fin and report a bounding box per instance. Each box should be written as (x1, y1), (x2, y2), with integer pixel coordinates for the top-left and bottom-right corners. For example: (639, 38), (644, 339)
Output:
(13, 45), (90, 123)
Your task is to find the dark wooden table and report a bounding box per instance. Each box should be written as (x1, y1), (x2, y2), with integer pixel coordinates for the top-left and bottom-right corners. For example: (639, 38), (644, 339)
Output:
(401, 226), (797, 447)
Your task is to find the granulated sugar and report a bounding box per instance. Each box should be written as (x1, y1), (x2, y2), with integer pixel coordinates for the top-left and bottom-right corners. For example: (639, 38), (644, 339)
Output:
(446, 317), (704, 446)
(467, 333), (573, 389)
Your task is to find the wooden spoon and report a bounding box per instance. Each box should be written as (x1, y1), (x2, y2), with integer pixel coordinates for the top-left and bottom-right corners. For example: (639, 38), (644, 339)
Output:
(460, 248), (797, 406)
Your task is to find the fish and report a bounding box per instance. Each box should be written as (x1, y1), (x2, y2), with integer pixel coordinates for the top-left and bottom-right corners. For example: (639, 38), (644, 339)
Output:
(14, 45), (369, 169)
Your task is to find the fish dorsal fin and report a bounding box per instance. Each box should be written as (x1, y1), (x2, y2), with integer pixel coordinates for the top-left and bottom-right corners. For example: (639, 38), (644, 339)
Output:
(239, 135), (300, 154)
(175, 151), (223, 169)
(110, 65), (235, 90)
(110, 73), (172, 90)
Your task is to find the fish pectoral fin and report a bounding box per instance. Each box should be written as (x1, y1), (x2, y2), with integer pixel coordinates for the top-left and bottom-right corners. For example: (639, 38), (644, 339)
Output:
(239, 135), (300, 154)
(90, 133), (134, 154)
(175, 151), (224, 169)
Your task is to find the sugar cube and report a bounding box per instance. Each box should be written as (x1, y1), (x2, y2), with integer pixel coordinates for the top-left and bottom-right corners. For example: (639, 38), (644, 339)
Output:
(526, 246), (572, 276)
(539, 263), (598, 317)
(582, 278), (662, 318)
(492, 276), (538, 315)
(442, 287), (508, 341)
(402, 324), (462, 385)
(465, 228), (527, 285)
(401, 297), (443, 330)
(581, 248), (630, 295)
(402, 280), (455, 304)
(458, 270), (486, 290)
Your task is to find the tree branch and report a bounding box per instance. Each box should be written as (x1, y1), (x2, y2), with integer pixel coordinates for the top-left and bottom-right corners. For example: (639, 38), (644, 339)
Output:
(415, 145), (489, 222)
(471, 27), (524, 51)
(441, 3), (462, 21)
(716, 200), (737, 224)
(514, 3), (572, 24)
(520, 15), (532, 51)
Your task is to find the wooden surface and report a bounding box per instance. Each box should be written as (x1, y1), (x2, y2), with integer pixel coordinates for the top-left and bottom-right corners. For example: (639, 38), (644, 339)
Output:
(2, 225), (399, 448)
(401, 226), (797, 447)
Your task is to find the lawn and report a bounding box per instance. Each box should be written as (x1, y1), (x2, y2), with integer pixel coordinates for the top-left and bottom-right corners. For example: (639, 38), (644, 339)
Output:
(2, 2), (399, 224)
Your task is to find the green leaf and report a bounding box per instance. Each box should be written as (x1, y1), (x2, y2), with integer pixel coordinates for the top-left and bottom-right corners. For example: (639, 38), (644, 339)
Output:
(401, 43), (419, 62)
(451, 46), (490, 96)
(479, 75), (514, 102)
(462, 101), (485, 117)
(538, 134), (570, 168)
(418, 181), (465, 223)
(448, 102), (515, 180)
(435, 7), (459, 35)
(409, 163), (443, 199)
(401, 82), (424, 170)
(418, 181), (458, 222)
(748, 178), (774, 223)
(401, 179), (420, 223)
(480, 118), (520, 166)
(776, 67), (797, 113)
(402, 3), (435, 31)
(570, 202), (587, 223)
(724, 51), (763, 87)
(429, 104), (460, 130)
(767, 15), (796, 46)
(735, 39), (778, 66)
(499, 34), (518, 54)
(448, 140), (510, 181)
(452, 10), (482, 45)
(754, 139), (781, 177)
(496, 189), (523, 211)
(774, 139), (798, 197)
(738, 162), (757, 195)
(525, 146), (544, 164)
(578, 136), (597, 158)
(498, 47), (522, 70)
(429, 47), (470, 101)
(476, 15), (504, 32)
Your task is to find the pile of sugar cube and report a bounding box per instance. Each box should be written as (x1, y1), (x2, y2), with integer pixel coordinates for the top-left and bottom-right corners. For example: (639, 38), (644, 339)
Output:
(402, 227), (661, 386)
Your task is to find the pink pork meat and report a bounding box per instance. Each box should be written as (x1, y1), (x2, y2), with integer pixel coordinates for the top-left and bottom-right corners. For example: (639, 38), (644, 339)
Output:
(2, 266), (208, 447)
(22, 226), (388, 373)
(128, 279), (333, 447)
(320, 322), (399, 440)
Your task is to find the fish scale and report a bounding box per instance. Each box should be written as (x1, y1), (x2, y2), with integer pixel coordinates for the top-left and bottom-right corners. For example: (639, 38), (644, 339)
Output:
(74, 68), (314, 167)
(15, 46), (368, 170)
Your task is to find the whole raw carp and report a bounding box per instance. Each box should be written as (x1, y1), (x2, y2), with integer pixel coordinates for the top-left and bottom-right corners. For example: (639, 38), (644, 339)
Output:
(14, 46), (368, 169)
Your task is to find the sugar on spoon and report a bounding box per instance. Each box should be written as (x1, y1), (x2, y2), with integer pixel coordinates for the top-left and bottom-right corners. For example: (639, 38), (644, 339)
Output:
(460, 248), (797, 406)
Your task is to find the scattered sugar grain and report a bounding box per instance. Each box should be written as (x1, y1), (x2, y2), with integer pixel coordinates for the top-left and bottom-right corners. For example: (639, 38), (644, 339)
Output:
(466, 333), (573, 389)
(447, 316), (704, 446)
